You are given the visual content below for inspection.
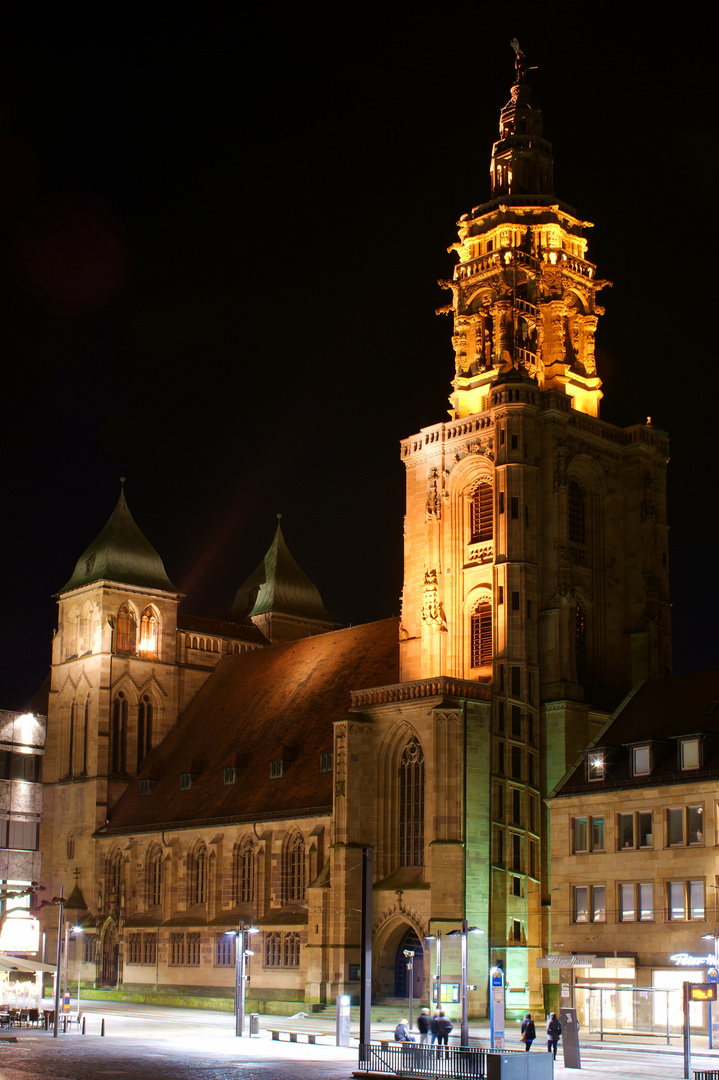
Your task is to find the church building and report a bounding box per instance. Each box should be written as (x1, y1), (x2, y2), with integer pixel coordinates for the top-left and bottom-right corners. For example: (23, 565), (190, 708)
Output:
(37, 51), (670, 1019)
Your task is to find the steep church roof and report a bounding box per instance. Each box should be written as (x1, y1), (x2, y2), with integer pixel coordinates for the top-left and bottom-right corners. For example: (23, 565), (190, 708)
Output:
(58, 487), (178, 595)
(228, 517), (333, 625)
(100, 618), (399, 834)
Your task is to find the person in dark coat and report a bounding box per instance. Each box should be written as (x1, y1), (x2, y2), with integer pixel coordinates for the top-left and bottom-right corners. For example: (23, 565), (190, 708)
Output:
(430, 1010), (440, 1045)
(417, 1007), (431, 1044)
(394, 1018), (415, 1042)
(434, 1010), (453, 1055)
(520, 1013), (536, 1051)
(546, 1012), (562, 1058)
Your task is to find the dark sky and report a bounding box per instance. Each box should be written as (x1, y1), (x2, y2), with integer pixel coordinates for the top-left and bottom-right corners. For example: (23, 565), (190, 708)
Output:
(0, 8), (714, 709)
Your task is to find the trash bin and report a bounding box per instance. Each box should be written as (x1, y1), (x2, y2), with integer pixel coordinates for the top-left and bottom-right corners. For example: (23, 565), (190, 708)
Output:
(249, 1013), (260, 1036)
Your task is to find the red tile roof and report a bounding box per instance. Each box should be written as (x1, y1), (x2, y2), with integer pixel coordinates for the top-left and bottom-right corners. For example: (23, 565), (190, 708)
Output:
(101, 618), (399, 834)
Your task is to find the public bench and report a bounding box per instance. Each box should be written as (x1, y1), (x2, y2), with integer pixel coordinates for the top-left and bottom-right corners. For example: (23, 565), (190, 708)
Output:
(269, 1028), (324, 1044)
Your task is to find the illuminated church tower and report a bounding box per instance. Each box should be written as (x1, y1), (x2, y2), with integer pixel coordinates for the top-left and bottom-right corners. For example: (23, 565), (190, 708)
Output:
(398, 45), (671, 1009)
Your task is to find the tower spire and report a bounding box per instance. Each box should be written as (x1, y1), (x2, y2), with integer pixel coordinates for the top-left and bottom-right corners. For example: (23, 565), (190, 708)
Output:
(491, 41), (553, 200)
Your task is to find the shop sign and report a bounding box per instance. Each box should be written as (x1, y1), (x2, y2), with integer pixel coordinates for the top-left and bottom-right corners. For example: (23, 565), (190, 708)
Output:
(537, 954), (596, 968)
(671, 953), (714, 967)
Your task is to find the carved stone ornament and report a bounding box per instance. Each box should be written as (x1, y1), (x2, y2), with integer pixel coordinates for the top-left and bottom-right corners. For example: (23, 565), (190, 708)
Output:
(421, 569), (447, 631)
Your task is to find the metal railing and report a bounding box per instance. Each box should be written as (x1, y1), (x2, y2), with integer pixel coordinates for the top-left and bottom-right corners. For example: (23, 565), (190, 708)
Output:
(357, 1043), (520, 1077)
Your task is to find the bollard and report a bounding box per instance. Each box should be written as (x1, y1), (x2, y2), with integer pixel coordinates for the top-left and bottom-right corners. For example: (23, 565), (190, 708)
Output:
(101, 1018), (105, 1037)
(63, 1016), (67, 1034)
(82, 1016), (86, 1035)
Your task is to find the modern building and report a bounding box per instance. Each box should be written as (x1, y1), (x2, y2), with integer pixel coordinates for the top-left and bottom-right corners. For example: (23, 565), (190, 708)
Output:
(547, 670), (719, 1035)
(36, 51), (670, 1018)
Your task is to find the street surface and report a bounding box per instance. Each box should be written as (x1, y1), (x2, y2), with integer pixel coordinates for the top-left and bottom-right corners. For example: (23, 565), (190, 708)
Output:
(0, 1001), (716, 1079)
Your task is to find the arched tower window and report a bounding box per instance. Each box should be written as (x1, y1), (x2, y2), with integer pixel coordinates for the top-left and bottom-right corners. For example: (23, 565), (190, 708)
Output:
(148, 845), (163, 908)
(470, 482), (493, 543)
(568, 481), (585, 545)
(575, 603), (587, 682)
(285, 832), (306, 904)
(138, 608), (159, 656)
(109, 849), (123, 904)
(117, 606), (137, 654)
(235, 836), (255, 904)
(192, 843), (208, 905)
(111, 692), (128, 774)
(470, 602), (492, 667)
(67, 703), (75, 777)
(399, 737), (424, 867)
(136, 696), (154, 770)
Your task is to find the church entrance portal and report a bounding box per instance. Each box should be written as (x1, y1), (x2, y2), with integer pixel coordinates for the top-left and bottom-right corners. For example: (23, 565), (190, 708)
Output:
(394, 929), (424, 999)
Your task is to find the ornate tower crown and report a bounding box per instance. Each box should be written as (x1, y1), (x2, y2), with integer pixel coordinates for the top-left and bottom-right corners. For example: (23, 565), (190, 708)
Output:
(441, 42), (610, 420)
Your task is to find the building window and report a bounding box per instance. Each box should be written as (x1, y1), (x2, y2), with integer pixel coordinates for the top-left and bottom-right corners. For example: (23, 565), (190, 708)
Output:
(148, 846), (163, 907)
(128, 933), (142, 964)
(592, 818), (605, 850)
(470, 482), (493, 543)
(264, 932), (282, 967)
(575, 604), (586, 682)
(511, 745), (522, 780)
(192, 844), (208, 905)
(187, 932), (201, 965)
(620, 883), (635, 922)
(270, 760), (285, 778)
(568, 481), (585, 544)
(574, 885), (605, 923)
(574, 818), (588, 853)
(170, 933), (185, 965)
(667, 806), (704, 847)
(320, 752), (333, 772)
(111, 692), (128, 774)
(592, 886), (606, 922)
(216, 932), (235, 967)
(224, 767), (238, 785)
(587, 753), (604, 781)
(83, 936), (97, 964)
(512, 788), (522, 826)
(632, 745), (651, 776)
(143, 934), (156, 966)
(109, 849), (123, 904)
(512, 920), (522, 942)
(235, 836), (255, 904)
(284, 932), (300, 967)
(680, 738), (701, 770)
(116, 605), (136, 653)
(574, 887), (588, 922)
(668, 880), (705, 921)
(511, 706), (522, 737)
(470, 603), (492, 667)
(512, 832), (522, 872)
(529, 840), (538, 879)
(399, 737), (424, 867)
(138, 608), (158, 655)
(7, 820), (38, 850)
(620, 883), (654, 922)
(639, 883), (653, 921)
(285, 832), (306, 903)
(137, 696), (153, 770)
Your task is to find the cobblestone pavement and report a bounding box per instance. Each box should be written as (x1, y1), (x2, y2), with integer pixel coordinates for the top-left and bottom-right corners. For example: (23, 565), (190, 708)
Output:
(0, 1002), (717, 1080)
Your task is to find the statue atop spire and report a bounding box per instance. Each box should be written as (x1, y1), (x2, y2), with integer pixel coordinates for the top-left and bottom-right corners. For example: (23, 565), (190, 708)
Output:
(510, 37), (536, 85)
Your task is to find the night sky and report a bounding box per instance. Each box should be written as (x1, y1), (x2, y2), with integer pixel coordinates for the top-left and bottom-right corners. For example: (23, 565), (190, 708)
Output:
(0, 9), (714, 710)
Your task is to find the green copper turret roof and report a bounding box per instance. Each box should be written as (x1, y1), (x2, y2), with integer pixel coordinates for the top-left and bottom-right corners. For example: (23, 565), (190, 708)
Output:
(228, 518), (333, 624)
(58, 488), (178, 595)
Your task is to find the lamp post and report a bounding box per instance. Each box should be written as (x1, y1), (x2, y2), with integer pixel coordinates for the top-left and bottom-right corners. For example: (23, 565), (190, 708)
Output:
(52, 889), (64, 1039)
(234, 923), (258, 1037)
(403, 949), (415, 1030)
(447, 921), (483, 1047)
(424, 932), (443, 1009)
(702, 932), (719, 1048)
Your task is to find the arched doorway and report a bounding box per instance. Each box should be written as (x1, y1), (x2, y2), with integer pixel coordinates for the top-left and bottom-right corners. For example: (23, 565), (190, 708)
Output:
(394, 929), (424, 999)
(102, 925), (119, 986)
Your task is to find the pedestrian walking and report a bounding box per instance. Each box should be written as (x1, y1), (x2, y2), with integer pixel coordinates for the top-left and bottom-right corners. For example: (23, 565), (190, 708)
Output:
(546, 1012), (561, 1058)
(520, 1012), (536, 1051)
(417, 1007), (431, 1044)
(434, 1010), (452, 1057)
(430, 1009), (440, 1045)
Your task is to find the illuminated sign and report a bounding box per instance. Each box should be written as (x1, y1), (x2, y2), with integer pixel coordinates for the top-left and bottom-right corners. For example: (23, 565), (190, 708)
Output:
(671, 953), (714, 967)
(690, 984), (717, 1001)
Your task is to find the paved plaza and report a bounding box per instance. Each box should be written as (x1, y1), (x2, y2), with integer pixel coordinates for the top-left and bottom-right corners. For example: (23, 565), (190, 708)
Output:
(0, 1001), (717, 1079)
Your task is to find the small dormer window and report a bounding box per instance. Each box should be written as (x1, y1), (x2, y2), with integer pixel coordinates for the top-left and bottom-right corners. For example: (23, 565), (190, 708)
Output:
(320, 753), (333, 773)
(270, 760), (285, 779)
(180, 772), (196, 790)
(681, 738), (700, 770)
(224, 767), (238, 785)
(632, 746), (651, 776)
(587, 753), (605, 781)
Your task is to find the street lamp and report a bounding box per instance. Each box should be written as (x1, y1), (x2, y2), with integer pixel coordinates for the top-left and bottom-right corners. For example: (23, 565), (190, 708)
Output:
(63, 923), (83, 1021)
(403, 949), (415, 1030)
(234, 923), (258, 1037)
(447, 921), (483, 1047)
(702, 932), (719, 1048)
(424, 932), (442, 1010)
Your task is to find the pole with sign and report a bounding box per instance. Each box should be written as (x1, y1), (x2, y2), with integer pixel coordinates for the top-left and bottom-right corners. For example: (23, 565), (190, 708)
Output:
(489, 967), (504, 1049)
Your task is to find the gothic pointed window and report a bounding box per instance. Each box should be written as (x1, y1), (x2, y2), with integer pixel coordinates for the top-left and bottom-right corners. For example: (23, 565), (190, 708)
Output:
(109, 849), (123, 904)
(117, 605), (137, 654)
(568, 481), (585, 545)
(192, 843), (208, 905)
(285, 832), (306, 904)
(138, 608), (158, 656)
(399, 737), (424, 867)
(148, 845), (163, 908)
(470, 482), (493, 543)
(235, 836), (255, 904)
(575, 604), (587, 682)
(137, 696), (154, 770)
(111, 692), (128, 774)
(67, 703), (75, 777)
(470, 602), (492, 667)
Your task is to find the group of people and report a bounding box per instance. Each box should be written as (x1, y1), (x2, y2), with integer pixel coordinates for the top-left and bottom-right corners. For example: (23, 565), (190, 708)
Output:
(394, 1008), (452, 1046)
(521, 1012), (562, 1058)
(395, 1008), (563, 1059)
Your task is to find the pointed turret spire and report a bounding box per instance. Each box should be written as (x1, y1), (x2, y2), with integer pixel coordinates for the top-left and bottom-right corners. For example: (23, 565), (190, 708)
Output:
(490, 40), (553, 200)
(229, 516), (337, 643)
(58, 482), (178, 595)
